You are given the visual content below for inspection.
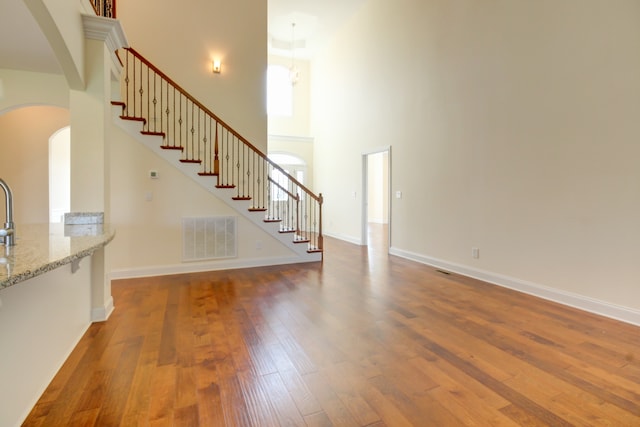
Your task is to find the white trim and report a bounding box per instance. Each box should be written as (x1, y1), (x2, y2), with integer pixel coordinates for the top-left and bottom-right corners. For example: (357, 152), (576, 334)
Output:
(324, 231), (362, 246)
(91, 296), (114, 322)
(108, 254), (321, 281)
(389, 246), (640, 327)
(362, 145), (392, 156)
(81, 13), (128, 81)
(82, 14), (128, 52)
(268, 134), (314, 143)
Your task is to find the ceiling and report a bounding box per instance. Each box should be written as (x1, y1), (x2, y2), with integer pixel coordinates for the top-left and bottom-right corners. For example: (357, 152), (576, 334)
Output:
(0, 0), (367, 75)
(0, 0), (62, 74)
(268, 0), (368, 59)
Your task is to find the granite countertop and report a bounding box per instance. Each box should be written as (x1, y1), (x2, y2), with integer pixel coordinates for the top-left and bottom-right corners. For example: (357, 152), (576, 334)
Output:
(0, 223), (115, 289)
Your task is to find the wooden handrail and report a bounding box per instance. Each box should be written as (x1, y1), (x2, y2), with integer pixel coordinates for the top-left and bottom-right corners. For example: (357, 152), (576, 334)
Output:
(118, 46), (323, 251)
(268, 177), (300, 201)
(123, 47), (320, 202)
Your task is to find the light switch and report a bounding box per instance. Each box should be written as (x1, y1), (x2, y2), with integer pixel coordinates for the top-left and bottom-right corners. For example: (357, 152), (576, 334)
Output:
(395, 191), (402, 199)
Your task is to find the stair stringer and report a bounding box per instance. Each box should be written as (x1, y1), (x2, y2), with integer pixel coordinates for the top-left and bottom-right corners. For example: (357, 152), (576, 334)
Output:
(112, 107), (322, 263)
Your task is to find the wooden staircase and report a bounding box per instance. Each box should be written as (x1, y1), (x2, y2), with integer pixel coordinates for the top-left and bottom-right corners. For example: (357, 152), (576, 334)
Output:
(111, 47), (322, 261)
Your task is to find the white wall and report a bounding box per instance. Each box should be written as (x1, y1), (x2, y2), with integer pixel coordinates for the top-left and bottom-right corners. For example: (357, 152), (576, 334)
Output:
(109, 122), (297, 276)
(0, 69), (68, 112)
(0, 258), (92, 427)
(23, 0), (87, 89)
(311, 0), (640, 315)
(0, 106), (70, 224)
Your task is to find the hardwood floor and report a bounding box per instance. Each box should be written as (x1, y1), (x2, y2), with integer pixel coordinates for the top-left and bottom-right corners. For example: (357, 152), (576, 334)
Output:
(24, 224), (640, 426)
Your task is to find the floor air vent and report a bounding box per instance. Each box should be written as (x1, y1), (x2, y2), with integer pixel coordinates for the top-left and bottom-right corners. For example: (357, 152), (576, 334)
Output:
(182, 216), (237, 261)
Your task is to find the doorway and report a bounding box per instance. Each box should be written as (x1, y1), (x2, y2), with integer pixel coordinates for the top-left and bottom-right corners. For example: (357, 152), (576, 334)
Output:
(49, 126), (70, 223)
(362, 148), (391, 250)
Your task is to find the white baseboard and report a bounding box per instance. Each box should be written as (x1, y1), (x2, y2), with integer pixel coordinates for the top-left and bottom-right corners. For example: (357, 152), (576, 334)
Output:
(324, 231), (362, 246)
(91, 296), (114, 322)
(367, 218), (387, 224)
(389, 246), (640, 327)
(108, 255), (320, 281)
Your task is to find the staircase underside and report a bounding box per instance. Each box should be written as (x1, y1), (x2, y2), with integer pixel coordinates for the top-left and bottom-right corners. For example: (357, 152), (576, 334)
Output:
(112, 103), (322, 264)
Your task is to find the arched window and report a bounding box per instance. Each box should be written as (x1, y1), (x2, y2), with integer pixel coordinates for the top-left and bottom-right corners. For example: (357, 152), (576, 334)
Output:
(268, 153), (306, 201)
(267, 65), (293, 117)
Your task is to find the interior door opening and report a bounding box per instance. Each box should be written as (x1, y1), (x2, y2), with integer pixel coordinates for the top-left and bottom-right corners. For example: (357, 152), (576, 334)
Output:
(362, 148), (390, 250)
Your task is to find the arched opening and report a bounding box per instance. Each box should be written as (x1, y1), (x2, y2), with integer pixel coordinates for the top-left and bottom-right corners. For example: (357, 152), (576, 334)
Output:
(0, 105), (70, 224)
(268, 152), (307, 188)
(49, 126), (70, 222)
(267, 64), (294, 117)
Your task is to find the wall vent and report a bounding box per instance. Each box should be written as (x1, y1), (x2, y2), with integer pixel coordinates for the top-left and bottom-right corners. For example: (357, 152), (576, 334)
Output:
(182, 216), (237, 261)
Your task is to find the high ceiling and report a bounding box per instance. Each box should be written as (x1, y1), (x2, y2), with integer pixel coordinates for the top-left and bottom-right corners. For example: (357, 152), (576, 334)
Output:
(268, 0), (368, 59)
(0, 0), (367, 75)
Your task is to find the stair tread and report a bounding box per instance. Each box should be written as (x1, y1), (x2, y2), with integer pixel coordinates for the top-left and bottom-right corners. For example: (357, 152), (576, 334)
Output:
(113, 86), (323, 260)
(120, 115), (146, 124)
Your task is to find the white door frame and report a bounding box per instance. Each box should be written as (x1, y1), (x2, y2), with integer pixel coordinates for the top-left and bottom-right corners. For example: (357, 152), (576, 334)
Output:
(361, 146), (391, 247)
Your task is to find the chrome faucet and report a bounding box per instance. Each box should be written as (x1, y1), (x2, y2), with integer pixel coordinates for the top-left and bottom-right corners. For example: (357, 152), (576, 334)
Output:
(0, 178), (15, 246)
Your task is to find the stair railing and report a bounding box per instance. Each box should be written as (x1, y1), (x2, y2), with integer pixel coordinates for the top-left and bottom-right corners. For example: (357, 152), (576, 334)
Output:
(117, 47), (323, 252)
(90, 0), (116, 18)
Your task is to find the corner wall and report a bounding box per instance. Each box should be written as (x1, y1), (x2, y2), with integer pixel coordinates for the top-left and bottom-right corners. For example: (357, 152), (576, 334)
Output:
(311, 0), (640, 316)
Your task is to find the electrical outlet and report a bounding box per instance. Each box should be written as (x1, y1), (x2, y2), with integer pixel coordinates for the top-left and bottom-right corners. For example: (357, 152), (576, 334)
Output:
(472, 247), (479, 259)
(256, 240), (262, 250)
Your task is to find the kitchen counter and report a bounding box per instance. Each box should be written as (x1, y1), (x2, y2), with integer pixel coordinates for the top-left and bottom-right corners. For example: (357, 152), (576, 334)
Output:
(0, 223), (115, 289)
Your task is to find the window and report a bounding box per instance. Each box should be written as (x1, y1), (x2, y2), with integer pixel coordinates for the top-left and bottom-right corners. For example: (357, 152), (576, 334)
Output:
(268, 153), (307, 202)
(267, 65), (293, 117)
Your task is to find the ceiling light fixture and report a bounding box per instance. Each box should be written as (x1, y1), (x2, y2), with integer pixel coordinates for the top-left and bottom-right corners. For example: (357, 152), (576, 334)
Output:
(289, 22), (300, 86)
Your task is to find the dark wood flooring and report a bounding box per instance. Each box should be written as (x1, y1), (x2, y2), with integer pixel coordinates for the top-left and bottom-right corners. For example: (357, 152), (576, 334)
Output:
(24, 224), (640, 426)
